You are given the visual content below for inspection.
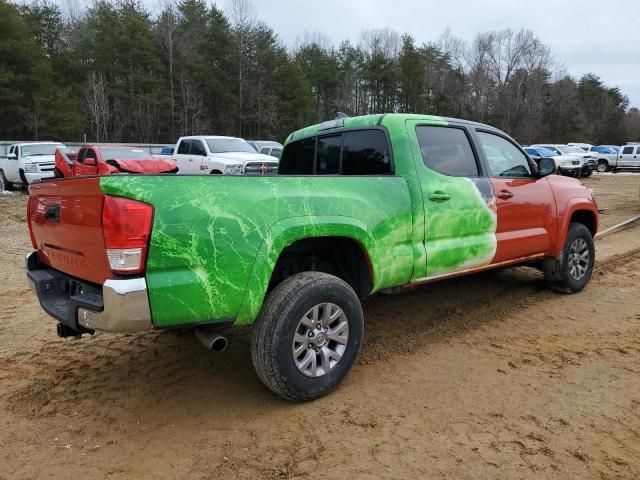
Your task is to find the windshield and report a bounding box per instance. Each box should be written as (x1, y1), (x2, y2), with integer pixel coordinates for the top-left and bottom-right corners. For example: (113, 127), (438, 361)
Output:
(567, 146), (586, 154)
(98, 147), (154, 160)
(532, 147), (556, 157)
(554, 145), (571, 154)
(206, 138), (256, 154)
(20, 144), (62, 157)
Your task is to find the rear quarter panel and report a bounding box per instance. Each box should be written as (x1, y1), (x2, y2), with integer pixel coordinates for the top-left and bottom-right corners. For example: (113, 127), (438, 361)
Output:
(99, 175), (414, 327)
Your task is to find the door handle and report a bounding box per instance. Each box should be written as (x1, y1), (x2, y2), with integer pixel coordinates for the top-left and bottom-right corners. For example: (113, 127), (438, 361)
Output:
(428, 191), (451, 202)
(497, 190), (514, 199)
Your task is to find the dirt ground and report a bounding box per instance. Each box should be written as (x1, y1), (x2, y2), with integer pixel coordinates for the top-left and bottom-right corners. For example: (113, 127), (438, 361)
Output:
(1, 174), (639, 480)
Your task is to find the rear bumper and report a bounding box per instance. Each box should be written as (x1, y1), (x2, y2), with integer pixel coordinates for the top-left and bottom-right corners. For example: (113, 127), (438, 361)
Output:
(26, 251), (153, 333)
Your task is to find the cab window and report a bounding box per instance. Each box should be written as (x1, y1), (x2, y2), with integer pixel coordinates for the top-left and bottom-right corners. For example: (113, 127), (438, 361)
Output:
(477, 131), (531, 177)
(190, 140), (207, 156)
(622, 146), (634, 155)
(176, 140), (191, 154)
(416, 126), (479, 176)
(279, 129), (392, 175)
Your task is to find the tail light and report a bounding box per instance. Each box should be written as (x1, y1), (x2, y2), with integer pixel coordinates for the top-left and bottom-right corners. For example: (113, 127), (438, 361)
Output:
(102, 196), (153, 274)
(27, 196), (38, 249)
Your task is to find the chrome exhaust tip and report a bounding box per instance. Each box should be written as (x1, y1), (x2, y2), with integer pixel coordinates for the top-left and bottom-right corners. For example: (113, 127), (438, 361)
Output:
(194, 328), (228, 353)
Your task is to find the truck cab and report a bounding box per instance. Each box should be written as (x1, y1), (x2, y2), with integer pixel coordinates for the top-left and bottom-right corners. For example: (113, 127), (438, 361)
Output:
(0, 142), (64, 190)
(173, 136), (279, 175)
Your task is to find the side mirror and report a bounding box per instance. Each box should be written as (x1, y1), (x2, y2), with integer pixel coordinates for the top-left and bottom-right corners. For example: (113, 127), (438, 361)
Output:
(7, 154), (17, 160)
(537, 157), (556, 177)
(84, 158), (97, 167)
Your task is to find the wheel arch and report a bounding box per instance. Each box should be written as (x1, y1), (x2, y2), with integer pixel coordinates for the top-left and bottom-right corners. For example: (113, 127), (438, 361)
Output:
(234, 216), (376, 325)
(553, 201), (598, 255)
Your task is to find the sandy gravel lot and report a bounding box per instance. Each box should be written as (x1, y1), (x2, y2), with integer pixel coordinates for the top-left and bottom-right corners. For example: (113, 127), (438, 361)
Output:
(1, 174), (639, 479)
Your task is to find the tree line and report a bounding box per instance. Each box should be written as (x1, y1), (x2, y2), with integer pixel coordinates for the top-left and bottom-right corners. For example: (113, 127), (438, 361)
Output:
(1, 0), (639, 145)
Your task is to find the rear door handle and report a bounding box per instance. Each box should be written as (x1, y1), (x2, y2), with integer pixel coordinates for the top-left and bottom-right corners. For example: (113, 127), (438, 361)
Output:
(497, 190), (514, 199)
(428, 191), (451, 202)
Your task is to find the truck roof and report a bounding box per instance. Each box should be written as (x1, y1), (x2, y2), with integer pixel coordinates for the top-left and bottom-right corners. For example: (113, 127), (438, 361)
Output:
(14, 141), (63, 147)
(285, 113), (502, 144)
(178, 135), (243, 141)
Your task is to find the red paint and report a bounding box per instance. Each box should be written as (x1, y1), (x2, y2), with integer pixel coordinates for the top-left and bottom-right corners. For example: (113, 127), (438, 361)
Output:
(490, 177), (558, 263)
(28, 178), (113, 284)
(490, 174), (597, 263)
(55, 145), (177, 178)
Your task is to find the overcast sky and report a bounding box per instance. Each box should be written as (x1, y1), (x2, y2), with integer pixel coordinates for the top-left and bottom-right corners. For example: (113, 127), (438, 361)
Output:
(250, 0), (640, 108)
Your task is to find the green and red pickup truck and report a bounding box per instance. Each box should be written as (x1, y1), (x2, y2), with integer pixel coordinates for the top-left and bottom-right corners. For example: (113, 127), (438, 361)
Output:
(26, 114), (598, 401)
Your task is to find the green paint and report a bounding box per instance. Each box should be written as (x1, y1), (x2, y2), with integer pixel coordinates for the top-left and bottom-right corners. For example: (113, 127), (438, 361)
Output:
(100, 175), (414, 327)
(99, 113), (500, 328)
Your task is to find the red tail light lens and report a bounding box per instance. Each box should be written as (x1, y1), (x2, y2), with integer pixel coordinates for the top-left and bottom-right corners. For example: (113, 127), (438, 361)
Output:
(102, 196), (153, 274)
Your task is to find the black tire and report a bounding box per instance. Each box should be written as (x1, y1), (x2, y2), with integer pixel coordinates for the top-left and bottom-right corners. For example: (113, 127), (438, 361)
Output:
(0, 170), (14, 191)
(596, 160), (609, 173)
(251, 272), (364, 402)
(544, 222), (595, 293)
(581, 169), (593, 177)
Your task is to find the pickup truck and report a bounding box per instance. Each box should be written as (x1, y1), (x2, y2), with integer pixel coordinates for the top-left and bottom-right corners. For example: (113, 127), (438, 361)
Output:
(54, 144), (178, 177)
(173, 135), (279, 175)
(0, 142), (65, 190)
(26, 114), (598, 401)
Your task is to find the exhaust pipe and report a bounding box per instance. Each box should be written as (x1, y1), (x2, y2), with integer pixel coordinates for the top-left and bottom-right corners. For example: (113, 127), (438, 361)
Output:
(194, 328), (228, 353)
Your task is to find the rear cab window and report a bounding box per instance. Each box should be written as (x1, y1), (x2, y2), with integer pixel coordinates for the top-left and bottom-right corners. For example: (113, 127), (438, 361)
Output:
(622, 146), (634, 155)
(176, 140), (191, 154)
(279, 129), (392, 175)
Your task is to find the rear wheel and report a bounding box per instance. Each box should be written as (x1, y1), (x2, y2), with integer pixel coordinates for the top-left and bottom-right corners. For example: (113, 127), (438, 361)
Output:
(251, 272), (364, 401)
(0, 170), (14, 191)
(596, 160), (609, 173)
(581, 169), (593, 177)
(544, 222), (595, 293)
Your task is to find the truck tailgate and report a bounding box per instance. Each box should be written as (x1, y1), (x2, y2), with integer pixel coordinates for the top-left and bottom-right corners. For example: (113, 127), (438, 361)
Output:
(28, 177), (112, 285)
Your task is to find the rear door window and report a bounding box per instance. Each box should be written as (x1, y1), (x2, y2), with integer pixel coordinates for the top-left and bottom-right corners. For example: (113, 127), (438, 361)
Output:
(416, 126), (479, 176)
(279, 137), (315, 174)
(341, 130), (391, 175)
(622, 146), (634, 155)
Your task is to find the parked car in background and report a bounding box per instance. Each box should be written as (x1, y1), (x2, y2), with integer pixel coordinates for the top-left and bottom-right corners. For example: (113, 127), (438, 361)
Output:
(55, 145), (178, 178)
(567, 143), (593, 152)
(590, 145), (620, 172)
(0, 142), (65, 190)
(617, 145), (640, 169)
(173, 136), (279, 175)
(524, 147), (582, 176)
(259, 146), (282, 159)
(247, 140), (283, 153)
(530, 144), (587, 177)
(566, 146), (596, 176)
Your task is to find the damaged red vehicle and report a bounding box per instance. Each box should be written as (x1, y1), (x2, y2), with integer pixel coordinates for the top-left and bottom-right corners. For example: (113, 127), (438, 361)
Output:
(55, 145), (178, 178)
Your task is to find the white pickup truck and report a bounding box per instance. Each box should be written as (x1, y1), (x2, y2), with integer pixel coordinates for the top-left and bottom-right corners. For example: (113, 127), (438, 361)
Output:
(0, 142), (65, 191)
(172, 136), (279, 175)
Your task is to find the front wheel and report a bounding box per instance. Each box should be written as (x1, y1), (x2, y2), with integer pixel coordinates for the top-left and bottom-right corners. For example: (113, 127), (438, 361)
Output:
(596, 160), (609, 173)
(544, 222), (595, 293)
(251, 272), (364, 401)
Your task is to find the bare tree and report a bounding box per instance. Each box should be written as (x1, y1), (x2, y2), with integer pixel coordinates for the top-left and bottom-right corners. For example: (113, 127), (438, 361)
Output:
(84, 71), (109, 142)
(226, 0), (256, 135)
